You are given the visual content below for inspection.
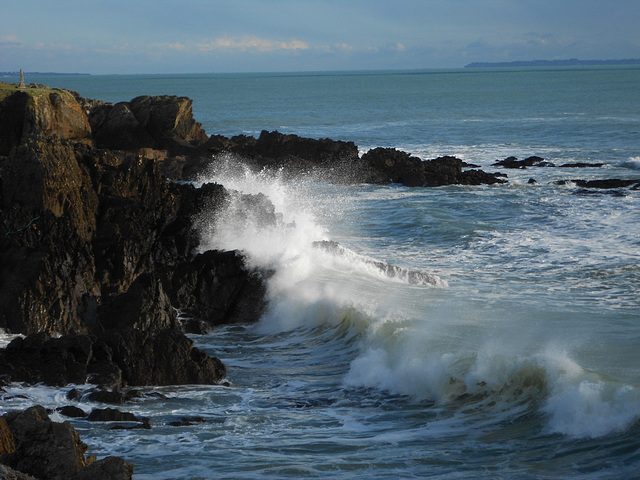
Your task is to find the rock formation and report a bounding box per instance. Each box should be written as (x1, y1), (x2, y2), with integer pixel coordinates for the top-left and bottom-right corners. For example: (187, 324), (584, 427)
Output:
(0, 406), (133, 480)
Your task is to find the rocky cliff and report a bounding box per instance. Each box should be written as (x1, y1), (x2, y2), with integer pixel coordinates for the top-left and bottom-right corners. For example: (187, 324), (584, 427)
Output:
(0, 84), (266, 385)
(0, 81), (270, 479)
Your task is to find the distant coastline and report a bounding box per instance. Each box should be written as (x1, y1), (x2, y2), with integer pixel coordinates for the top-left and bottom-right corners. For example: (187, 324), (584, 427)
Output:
(464, 58), (640, 68)
(0, 71), (89, 76)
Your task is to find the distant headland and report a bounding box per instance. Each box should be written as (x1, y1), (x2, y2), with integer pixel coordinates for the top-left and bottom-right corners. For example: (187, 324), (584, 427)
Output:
(464, 58), (640, 68)
(0, 71), (89, 76)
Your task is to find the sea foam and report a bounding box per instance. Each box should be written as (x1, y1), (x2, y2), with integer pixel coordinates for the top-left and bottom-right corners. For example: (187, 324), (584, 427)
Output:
(196, 155), (640, 440)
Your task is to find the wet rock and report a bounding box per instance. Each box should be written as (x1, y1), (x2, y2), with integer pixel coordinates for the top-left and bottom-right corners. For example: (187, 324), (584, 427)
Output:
(100, 327), (226, 386)
(0, 406), (133, 479)
(1, 406), (88, 480)
(558, 162), (605, 168)
(56, 406), (87, 419)
(206, 130), (360, 176)
(168, 416), (206, 427)
(492, 156), (555, 168)
(70, 456), (133, 480)
(0, 333), (95, 386)
(87, 408), (140, 423)
(360, 148), (505, 187)
(167, 250), (268, 327)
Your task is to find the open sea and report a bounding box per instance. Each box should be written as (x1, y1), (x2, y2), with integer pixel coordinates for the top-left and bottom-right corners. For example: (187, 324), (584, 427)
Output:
(2, 67), (640, 479)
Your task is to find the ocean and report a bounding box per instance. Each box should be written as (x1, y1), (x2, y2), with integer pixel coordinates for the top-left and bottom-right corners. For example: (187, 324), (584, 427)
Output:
(2, 67), (640, 479)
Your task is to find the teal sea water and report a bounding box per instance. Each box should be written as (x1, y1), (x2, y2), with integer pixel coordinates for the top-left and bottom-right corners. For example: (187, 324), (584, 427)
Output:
(2, 67), (640, 479)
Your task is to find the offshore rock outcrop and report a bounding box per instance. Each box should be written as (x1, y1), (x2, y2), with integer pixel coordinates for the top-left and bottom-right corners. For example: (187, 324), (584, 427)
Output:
(202, 130), (505, 187)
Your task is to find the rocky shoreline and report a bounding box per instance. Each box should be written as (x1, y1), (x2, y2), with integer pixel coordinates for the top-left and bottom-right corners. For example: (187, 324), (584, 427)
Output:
(0, 82), (637, 479)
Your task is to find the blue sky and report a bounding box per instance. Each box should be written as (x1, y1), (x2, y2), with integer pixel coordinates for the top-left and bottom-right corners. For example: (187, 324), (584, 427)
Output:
(2, 0), (639, 74)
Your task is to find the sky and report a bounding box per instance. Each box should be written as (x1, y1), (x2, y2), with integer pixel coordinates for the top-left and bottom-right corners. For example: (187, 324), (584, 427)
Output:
(1, 0), (639, 74)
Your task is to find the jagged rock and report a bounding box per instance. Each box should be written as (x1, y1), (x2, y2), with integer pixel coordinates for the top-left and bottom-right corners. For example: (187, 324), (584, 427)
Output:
(0, 85), (92, 156)
(0, 333), (95, 386)
(0, 406), (132, 480)
(1, 406), (88, 480)
(87, 408), (140, 423)
(207, 130), (359, 173)
(90, 95), (207, 154)
(167, 250), (268, 327)
(100, 327), (226, 386)
(492, 155), (555, 168)
(0, 464), (38, 480)
(71, 456), (133, 480)
(360, 148), (506, 187)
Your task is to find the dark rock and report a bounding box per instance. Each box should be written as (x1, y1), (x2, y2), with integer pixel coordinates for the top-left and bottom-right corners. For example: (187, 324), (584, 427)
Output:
(181, 317), (210, 335)
(167, 250), (268, 327)
(70, 456), (133, 480)
(109, 419), (151, 430)
(0, 464), (38, 480)
(100, 328), (226, 386)
(87, 408), (140, 423)
(1, 406), (88, 480)
(360, 149), (506, 187)
(168, 416), (206, 427)
(57, 406), (87, 419)
(558, 162), (605, 168)
(90, 95), (208, 155)
(0, 333), (95, 386)
(492, 156), (555, 169)
(84, 389), (127, 405)
(528, 178), (538, 184)
(206, 130), (360, 177)
(0, 406), (133, 479)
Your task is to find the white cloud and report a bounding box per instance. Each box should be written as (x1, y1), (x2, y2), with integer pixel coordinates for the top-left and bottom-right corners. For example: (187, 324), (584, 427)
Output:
(0, 35), (21, 47)
(197, 36), (309, 53)
(150, 42), (187, 51)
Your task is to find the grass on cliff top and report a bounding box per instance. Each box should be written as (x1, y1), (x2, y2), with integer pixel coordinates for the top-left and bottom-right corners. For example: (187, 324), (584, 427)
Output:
(0, 82), (69, 102)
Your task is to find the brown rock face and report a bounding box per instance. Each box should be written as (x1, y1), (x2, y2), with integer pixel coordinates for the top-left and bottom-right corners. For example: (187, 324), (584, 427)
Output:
(90, 95), (208, 154)
(0, 86), (92, 155)
(0, 406), (133, 480)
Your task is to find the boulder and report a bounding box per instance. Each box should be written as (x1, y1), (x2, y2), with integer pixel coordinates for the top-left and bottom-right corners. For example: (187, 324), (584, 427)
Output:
(87, 408), (140, 423)
(0, 406), (133, 480)
(1, 406), (88, 480)
(71, 457), (133, 480)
